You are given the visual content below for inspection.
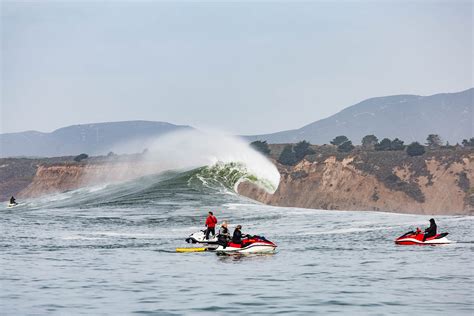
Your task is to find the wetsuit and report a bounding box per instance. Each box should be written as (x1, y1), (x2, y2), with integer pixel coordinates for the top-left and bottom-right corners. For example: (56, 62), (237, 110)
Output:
(205, 215), (217, 240)
(9, 196), (16, 205)
(217, 226), (230, 247)
(232, 229), (243, 244)
(423, 221), (437, 241)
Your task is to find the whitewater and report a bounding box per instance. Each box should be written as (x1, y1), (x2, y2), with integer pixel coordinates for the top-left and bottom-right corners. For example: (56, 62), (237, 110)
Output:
(1, 132), (473, 315)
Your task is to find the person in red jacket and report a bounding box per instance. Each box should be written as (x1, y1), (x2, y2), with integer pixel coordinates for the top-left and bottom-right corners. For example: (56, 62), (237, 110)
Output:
(205, 211), (218, 240)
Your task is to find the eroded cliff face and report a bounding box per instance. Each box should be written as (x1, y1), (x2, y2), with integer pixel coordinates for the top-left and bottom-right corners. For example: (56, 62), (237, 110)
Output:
(18, 161), (159, 198)
(238, 153), (474, 215)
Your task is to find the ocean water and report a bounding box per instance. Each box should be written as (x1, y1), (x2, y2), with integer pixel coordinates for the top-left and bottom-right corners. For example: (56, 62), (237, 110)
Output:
(1, 167), (473, 315)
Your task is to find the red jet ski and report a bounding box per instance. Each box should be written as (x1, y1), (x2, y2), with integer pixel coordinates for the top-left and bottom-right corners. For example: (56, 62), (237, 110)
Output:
(215, 235), (277, 254)
(395, 230), (452, 245)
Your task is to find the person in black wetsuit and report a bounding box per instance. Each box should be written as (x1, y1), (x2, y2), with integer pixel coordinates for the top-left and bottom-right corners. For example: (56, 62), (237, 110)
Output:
(9, 196), (16, 205)
(423, 218), (437, 241)
(232, 225), (243, 245)
(217, 221), (230, 247)
(232, 225), (251, 247)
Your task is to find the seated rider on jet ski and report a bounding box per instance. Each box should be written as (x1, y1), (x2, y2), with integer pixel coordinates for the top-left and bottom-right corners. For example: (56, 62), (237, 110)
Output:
(423, 218), (437, 242)
(217, 221), (230, 247)
(232, 225), (250, 246)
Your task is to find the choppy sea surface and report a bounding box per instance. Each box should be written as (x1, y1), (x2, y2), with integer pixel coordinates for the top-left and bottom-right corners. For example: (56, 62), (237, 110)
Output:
(1, 168), (473, 315)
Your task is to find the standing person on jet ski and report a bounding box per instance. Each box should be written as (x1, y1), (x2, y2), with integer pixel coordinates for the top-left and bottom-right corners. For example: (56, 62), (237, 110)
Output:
(217, 221), (230, 247)
(204, 211), (218, 240)
(423, 218), (437, 241)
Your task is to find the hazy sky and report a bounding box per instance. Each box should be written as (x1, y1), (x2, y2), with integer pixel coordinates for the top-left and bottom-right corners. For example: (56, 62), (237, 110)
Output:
(1, 0), (472, 134)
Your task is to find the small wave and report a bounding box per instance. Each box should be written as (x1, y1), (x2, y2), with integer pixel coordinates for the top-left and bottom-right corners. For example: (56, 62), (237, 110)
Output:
(84, 232), (158, 238)
(61, 236), (105, 240)
(302, 226), (394, 236)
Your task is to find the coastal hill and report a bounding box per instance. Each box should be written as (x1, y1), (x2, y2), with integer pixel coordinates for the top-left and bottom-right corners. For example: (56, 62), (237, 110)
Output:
(246, 88), (473, 144)
(0, 121), (191, 158)
(1, 88), (471, 158)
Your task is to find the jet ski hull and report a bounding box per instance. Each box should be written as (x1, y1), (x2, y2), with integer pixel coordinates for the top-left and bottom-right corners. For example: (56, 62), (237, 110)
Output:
(215, 236), (277, 254)
(215, 243), (276, 254)
(395, 231), (452, 245)
(185, 230), (218, 244)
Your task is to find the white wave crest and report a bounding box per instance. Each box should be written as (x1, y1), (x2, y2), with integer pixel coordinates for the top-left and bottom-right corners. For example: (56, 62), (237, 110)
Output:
(136, 130), (280, 193)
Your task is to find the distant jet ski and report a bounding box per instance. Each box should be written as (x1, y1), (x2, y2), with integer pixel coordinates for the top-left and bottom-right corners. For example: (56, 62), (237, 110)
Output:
(395, 230), (452, 245)
(8, 196), (18, 208)
(185, 230), (218, 244)
(215, 235), (277, 254)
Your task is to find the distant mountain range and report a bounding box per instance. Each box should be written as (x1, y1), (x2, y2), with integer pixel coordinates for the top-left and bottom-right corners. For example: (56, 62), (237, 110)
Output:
(1, 88), (472, 158)
(246, 88), (473, 145)
(0, 121), (191, 158)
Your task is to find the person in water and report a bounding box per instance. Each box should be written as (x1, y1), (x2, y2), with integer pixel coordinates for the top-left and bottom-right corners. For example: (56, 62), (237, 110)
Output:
(9, 196), (16, 205)
(204, 211), (218, 240)
(423, 218), (437, 241)
(217, 221), (230, 247)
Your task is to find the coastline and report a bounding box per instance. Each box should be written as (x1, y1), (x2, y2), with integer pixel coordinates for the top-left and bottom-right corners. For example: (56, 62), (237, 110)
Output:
(1, 147), (473, 215)
(237, 149), (473, 215)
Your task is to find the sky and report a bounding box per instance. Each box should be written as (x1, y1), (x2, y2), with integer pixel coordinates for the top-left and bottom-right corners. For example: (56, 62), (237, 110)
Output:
(1, 0), (472, 135)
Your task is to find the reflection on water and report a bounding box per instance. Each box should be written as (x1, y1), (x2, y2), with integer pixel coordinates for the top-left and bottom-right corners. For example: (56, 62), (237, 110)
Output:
(216, 253), (277, 263)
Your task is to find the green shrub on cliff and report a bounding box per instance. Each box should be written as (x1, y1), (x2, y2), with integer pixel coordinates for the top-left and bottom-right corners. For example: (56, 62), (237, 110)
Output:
(374, 138), (405, 151)
(426, 134), (442, 148)
(250, 140), (271, 155)
(361, 135), (378, 150)
(330, 135), (349, 146)
(462, 138), (474, 147)
(391, 138), (405, 151)
(337, 141), (355, 153)
(278, 145), (297, 165)
(74, 153), (89, 162)
(406, 142), (425, 156)
(294, 141), (315, 161)
(375, 138), (392, 151)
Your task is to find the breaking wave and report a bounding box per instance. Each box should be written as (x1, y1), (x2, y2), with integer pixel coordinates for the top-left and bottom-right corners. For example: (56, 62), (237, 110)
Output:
(138, 129), (280, 192)
(21, 130), (280, 210)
